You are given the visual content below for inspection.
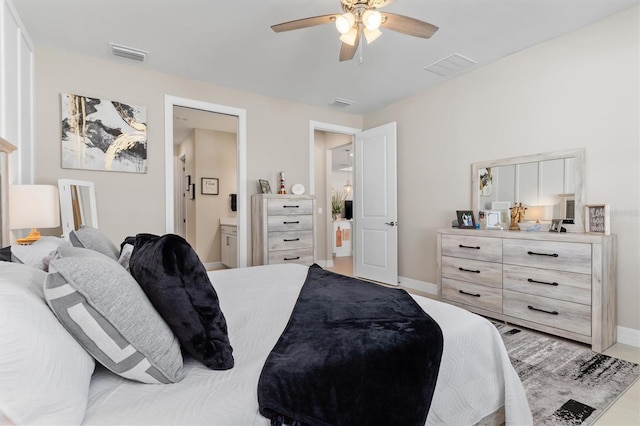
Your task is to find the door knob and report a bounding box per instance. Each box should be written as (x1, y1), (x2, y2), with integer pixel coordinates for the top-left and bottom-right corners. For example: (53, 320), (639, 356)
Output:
(384, 221), (397, 227)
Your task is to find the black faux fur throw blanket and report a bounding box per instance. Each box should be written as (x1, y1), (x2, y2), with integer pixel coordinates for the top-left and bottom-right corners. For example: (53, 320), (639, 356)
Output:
(258, 264), (444, 426)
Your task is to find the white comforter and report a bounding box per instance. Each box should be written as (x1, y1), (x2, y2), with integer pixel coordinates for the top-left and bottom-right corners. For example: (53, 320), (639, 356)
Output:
(84, 264), (532, 425)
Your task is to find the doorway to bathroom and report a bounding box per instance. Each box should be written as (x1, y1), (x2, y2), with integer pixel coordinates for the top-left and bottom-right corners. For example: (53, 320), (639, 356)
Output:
(164, 96), (247, 269)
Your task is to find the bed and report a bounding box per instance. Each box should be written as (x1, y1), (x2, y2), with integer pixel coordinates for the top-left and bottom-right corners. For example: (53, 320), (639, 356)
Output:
(1, 256), (531, 425)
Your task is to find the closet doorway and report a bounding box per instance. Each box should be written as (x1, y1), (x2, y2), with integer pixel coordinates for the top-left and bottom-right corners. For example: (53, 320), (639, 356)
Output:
(164, 96), (247, 269)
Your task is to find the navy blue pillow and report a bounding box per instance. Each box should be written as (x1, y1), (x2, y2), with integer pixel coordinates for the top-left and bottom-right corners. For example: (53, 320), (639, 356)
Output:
(127, 233), (234, 370)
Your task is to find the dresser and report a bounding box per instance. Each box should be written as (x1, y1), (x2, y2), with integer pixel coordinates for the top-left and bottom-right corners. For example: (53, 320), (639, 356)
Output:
(252, 194), (315, 266)
(437, 228), (616, 352)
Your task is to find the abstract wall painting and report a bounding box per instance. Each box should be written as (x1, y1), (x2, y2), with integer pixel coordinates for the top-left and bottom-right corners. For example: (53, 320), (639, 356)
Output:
(61, 93), (147, 173)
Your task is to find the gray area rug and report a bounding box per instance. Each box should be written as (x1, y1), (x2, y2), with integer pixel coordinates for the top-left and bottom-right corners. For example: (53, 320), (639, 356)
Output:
(494, 322), (640, 426)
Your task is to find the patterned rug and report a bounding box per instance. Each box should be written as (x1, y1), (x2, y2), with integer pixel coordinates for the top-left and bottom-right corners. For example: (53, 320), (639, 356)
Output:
(494, 322), (640, 425)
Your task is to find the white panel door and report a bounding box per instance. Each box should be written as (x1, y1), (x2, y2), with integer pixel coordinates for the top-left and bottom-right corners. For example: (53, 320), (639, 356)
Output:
(354, 122), (397, 285)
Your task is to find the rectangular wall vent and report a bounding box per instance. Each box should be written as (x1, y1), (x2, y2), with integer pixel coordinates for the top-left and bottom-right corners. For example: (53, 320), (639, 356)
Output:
(330, 97), (355, 107)
(110, 43), (148, 62)
(425, 53), (476, 77)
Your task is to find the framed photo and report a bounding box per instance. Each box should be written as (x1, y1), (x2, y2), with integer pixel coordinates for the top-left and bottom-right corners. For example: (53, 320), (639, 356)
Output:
(584, 204), (610, 235)
(190, 183), (195, 200)
(201, 177), (219, 195)
(456, 210), (476, 229)
(549, 219), (563, 232)
(485, 210), (503, 229)
(258, 179), (271, 194)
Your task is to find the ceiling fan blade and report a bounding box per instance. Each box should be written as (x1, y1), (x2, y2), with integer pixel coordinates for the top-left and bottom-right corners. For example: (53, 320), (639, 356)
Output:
(339, 31), (360, 61)
(381, 12), (438, 38)
(271, 14), (339, 32)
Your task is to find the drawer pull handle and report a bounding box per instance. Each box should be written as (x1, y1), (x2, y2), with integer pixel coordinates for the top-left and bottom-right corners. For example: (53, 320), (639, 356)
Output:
(527, 278), (559, 286)
(459, 267), (481, 274)
(284, 221), (300, 224)
(527, 250), (559, 258)
(459, 244), (481, 250)
(459, 290), (481, 297)
(527, 305), (559, 315)
(284, 238), (300, 242)
(283, 205), (300, 208)
(283, 256), (300, 261)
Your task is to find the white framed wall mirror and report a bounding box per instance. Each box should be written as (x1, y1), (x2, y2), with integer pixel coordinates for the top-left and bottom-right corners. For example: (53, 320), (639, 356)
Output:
(471, 149), (585, 231)
(58, 179), (99, 240)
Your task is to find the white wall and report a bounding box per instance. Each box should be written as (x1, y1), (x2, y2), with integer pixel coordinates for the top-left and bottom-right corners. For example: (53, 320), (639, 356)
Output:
(364, 7), (640, 332)
(0, 0), (33, 185)
(32, 47), (362, 263)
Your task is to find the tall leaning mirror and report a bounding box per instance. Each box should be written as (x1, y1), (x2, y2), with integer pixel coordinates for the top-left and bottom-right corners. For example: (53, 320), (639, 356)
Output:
(471, 149), (585, 231)
(58, 179), (99, 240)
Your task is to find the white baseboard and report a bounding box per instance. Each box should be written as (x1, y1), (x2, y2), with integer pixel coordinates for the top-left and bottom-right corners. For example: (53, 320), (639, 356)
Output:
(398, 276), (438, 296)
(316, 259), (333, 268)
(203, 261), (224, 270)
(617, 325), (640, 348)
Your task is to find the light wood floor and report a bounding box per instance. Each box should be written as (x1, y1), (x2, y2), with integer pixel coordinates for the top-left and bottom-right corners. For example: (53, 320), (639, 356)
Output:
(325, 256), (640, 425)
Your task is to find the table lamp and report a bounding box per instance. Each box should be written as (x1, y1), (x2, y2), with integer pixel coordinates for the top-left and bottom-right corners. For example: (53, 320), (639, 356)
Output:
(9, 185), (60, 244)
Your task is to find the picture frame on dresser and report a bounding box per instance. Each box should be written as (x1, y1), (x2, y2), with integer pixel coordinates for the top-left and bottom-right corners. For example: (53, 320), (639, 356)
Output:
(585, 204), (610, 235)
(549, 219), (563, 232)
(456, 210), (475, 228)
(258, 179), (271, 194)
(485, 210), (503, 229)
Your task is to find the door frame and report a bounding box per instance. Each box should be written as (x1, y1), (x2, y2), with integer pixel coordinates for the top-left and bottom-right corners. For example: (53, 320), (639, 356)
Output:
(309, 121), (361, 266)
(164, 95), (247, 267)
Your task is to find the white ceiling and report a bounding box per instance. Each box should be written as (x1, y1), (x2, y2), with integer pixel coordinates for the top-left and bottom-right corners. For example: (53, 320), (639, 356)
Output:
(12, 0), (638, 116)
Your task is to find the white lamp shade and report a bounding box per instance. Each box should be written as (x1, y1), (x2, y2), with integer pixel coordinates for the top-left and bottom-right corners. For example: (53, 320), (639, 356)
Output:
(335, 12), (355, 34)
(9, 185), (60, 230)
(364, 27), (382, 44)
(339, 27), (359, 46)
(362, 10), (382, 31)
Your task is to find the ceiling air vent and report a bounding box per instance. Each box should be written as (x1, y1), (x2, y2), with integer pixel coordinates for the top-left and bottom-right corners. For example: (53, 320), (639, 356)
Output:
(330, 98), (355, 107)
(425, 53), (476, 77)
(110, 43), (148, 62)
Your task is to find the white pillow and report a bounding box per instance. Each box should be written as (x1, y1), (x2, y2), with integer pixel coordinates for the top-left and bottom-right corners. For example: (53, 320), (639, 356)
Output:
(10, 236), (71, 271)
(0, 262), (95, 425)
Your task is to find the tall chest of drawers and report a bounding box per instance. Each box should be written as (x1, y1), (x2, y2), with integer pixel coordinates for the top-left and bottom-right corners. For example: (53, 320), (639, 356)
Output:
(252, 194), (315, 266)
(437, 228), (616, 352)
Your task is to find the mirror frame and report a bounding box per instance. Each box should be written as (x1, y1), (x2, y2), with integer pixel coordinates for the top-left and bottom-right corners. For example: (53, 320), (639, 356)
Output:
(58, 179), (99, 240)
(471, 148), (585, 231)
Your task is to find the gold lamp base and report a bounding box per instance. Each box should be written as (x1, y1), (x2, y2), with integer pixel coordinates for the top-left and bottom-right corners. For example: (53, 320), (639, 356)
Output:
(16, 228), (42, 245)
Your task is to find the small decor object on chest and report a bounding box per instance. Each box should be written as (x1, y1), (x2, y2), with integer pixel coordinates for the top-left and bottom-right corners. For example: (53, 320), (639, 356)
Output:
(278, 172), (286, 194)
(509, 203), (527, 230)
(201, 178), (219, 195)
(259, 179), (272, 194)
(585, 204), (610, 235)
(456, 210), (475, 229)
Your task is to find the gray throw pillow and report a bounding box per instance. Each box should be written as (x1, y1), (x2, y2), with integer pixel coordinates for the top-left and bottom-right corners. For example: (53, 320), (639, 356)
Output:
(44, 246), (184, 384)
(69, 226), (119, 260)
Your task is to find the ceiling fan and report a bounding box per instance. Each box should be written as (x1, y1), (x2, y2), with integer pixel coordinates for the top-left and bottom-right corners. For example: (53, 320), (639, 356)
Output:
(271, 0), (438, 62)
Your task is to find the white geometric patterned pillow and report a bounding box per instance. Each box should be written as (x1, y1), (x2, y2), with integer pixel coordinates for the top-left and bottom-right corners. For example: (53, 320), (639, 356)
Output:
(44, 247), (184, 384)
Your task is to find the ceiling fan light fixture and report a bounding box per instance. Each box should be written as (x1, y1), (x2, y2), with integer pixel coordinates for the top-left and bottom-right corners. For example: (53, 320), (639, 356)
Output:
(362, 9), (382, 31)
(364, 27), (382, 44)
(335, 12), (355, 34)
(339, 27), (358, 46)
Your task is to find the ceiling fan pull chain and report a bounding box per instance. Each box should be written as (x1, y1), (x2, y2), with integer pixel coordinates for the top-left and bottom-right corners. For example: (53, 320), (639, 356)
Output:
(359, 30), (364, 64)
